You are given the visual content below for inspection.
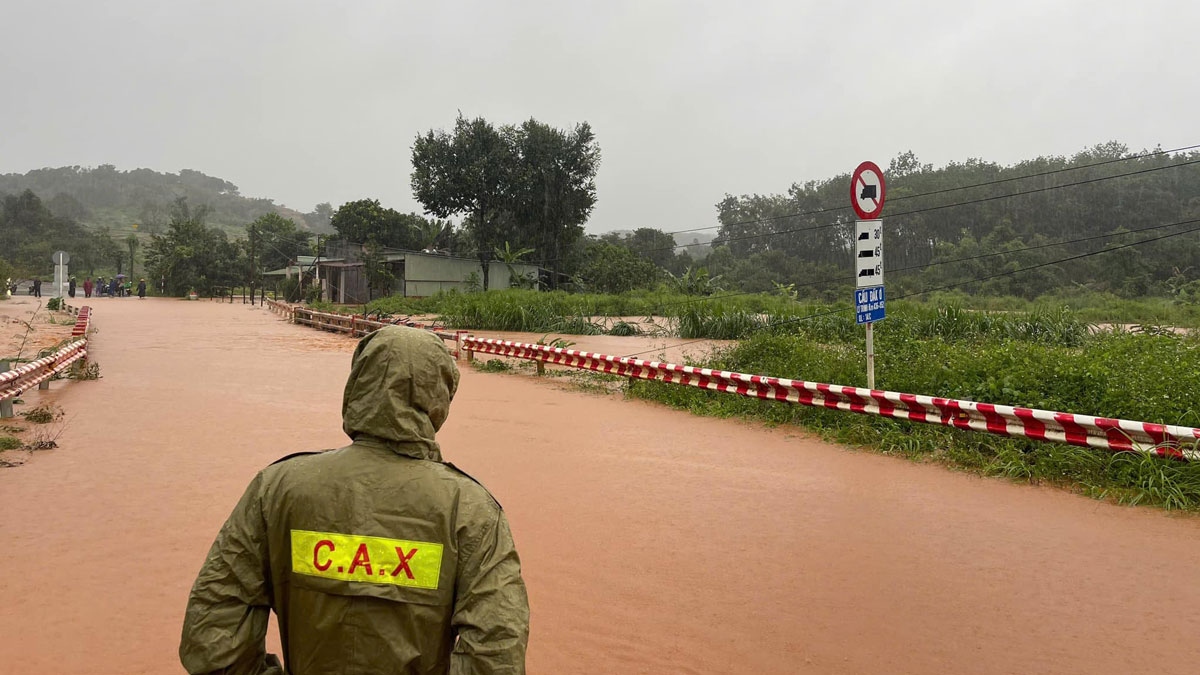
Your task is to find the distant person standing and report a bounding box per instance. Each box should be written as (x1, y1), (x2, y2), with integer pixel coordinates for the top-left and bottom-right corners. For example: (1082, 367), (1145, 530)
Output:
(68, 277), (77, 298)
(109, 278), (119, 298)
(83, 278), (94, 298)
(32, 279), (42, 298)
(137, 279), (146, 299)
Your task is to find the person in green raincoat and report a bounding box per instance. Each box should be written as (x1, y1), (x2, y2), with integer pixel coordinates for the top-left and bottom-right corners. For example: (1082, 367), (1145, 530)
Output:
(180, 326), (529, 674)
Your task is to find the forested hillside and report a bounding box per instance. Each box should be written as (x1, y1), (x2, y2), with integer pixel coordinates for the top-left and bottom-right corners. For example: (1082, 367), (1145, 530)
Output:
(0, 165), (332, 236)
(709, 142), (1200, 300)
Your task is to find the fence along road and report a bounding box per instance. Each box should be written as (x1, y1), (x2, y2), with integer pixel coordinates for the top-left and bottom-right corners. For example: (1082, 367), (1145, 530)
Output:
(0, 297), (1198, 674)
(0, 305), (91, 416)
(271, 302), (1200, 458)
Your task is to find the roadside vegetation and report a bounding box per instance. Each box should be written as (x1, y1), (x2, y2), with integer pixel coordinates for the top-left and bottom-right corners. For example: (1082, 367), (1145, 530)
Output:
(625, 318), (1200, 510)
(407, 285), (1200, 509)
(309, 287), (1197, 338)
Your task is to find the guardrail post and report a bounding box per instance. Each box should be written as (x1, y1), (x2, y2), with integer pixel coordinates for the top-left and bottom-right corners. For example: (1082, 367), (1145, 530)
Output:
(0, 360), (12, 418)
(453, 331), (466, 361)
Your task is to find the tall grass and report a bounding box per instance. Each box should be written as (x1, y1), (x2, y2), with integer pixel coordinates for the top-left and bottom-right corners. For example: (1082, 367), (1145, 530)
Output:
(627, 328), (1200, 510)
(922, 289), (1200, 328)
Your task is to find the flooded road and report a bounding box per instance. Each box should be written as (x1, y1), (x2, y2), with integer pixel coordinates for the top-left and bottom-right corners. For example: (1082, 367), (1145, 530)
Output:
(1, 298), (1198, 674)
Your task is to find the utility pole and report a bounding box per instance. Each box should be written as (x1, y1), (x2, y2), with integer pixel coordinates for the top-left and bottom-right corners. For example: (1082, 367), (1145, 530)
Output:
(248, 224), (257, 305)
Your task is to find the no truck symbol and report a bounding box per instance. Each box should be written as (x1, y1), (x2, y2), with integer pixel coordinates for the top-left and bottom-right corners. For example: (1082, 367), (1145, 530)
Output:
(850, 161), (886, 220)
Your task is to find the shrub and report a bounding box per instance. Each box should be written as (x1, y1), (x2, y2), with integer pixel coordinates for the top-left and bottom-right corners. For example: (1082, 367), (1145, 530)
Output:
(24, 405), (59, 424)
(607, 321), (642, 336)
(477, 359), (512, 373)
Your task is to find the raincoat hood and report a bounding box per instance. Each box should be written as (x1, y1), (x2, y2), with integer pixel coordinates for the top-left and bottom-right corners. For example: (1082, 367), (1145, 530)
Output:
(341, 326), (460, 461)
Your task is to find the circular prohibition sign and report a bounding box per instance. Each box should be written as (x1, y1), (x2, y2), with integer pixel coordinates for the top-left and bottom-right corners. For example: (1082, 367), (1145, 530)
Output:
(850, 161), (886, 220)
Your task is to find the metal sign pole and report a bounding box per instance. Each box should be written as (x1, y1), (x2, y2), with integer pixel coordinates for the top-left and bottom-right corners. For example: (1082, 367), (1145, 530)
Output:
(865, 322), (875, 389)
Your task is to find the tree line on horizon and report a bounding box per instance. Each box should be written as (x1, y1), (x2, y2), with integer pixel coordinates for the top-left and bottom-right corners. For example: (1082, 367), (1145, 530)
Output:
(3, 135), (1198, 303)
(0, 165), (334, 236)
(709, 142), (1200, 301)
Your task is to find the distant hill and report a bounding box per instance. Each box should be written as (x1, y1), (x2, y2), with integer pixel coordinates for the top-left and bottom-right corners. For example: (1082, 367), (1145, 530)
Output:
(0, 165), (334, 236)
(673, 231), (713, 259)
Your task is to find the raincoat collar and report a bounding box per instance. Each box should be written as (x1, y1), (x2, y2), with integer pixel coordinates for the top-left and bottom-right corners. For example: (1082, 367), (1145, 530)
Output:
(352, 433), (443, 462)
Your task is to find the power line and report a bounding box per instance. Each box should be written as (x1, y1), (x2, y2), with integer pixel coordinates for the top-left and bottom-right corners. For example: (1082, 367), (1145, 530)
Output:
(645, 217), (1200, 313)
(703, 158), (1200, 252)
(618, 220), (1200, 358)
(473, 151), (1200, 269)
(663, 143), (1200, 238)
(887, 222), (1200, 302)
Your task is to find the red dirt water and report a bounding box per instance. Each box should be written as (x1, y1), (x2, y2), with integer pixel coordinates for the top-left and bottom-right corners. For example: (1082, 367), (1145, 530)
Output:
(1, 298), (1198, 674)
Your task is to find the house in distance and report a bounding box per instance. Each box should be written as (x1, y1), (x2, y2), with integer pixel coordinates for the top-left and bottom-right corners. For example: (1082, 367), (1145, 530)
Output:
(264, 240), (541, 303)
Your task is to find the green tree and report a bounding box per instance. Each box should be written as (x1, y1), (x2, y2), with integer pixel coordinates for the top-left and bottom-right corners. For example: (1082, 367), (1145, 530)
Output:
(601, 227), (687, 274)
(361, 237), (395, 301)
(306, 202), (335, 232)
(494, 241), (537, 289)
(144, 197), (242, 295)
(330, 199), (427, 251)
(411, 115), (602, 289)
(576, 241), (661, 293)
(411, 115), (515, 290)
(46, 193), (91, 222)
(90, 229), (122, 278)
(137, 200), (167, 235)
(0, 190), (94, 276)
(125, 234), (139, 279)
(245, 212), (311, 272)
(504, 119), (600, 287)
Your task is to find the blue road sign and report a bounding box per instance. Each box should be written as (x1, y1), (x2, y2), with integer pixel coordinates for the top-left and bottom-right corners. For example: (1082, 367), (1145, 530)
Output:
(855, 285), (885, 324)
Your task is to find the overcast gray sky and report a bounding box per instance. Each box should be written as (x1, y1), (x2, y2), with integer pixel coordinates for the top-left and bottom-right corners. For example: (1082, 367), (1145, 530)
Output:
(0, 0), (1193, 233)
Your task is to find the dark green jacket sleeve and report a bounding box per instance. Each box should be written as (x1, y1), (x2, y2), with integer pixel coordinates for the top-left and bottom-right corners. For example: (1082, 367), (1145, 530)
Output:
(450, 507), (530, 675)
(179, 473), (284, 675)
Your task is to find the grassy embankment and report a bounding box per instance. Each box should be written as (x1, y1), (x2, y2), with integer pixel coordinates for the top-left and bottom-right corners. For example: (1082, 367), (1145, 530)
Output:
(311, 287), (1200, 335)
(626, 309), (1200, 510)
(305, 289), (1200, 508)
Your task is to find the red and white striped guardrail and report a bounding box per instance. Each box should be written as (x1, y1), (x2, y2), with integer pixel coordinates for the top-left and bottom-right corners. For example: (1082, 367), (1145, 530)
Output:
(0, 340), (89, 401)
(461, 337), (1200, 460)
(264, 300), (467, 354)
(0, 306), (92, 412)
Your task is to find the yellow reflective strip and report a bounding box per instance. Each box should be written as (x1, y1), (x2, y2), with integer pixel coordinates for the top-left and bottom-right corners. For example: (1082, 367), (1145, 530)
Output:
(290, 529), (443, 590)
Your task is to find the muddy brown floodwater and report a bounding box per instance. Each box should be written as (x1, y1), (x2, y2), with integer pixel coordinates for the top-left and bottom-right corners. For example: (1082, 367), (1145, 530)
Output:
(1, 298), (1199, 674)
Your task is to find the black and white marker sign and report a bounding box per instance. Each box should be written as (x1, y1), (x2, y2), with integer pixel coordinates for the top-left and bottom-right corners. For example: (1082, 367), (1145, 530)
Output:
(850, 161), (886, 220)
(854, 219), (883, 289)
